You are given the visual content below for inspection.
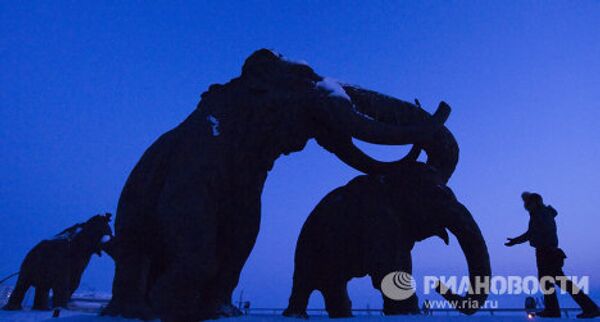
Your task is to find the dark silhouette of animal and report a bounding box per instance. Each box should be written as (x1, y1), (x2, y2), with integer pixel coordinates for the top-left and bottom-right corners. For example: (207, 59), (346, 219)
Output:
(283, 162), (490, 318)
(102, 49), (459, 322)
(2, 213), (113, 311)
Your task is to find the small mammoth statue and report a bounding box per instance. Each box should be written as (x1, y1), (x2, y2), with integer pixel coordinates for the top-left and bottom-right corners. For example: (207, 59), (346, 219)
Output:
(283, 162), (490, 318)
(2, 213), (113, 311)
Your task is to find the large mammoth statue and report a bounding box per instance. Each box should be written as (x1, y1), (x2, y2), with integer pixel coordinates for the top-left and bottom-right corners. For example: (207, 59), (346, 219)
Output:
(102, 49), (459, 321)
(283, 162), (490, 318)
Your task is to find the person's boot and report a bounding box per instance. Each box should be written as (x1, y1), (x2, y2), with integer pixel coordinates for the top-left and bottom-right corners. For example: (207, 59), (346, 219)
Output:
(537, 310), (561, 318)
(576, 307), (600, 319)
(539, 290), (561, 318)
(567, 277), (600, 319)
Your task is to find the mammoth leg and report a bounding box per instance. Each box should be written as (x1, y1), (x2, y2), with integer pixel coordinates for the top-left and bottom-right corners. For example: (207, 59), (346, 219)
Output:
(144, 253), (166, 307)
(210, 196), (261, 317)
(102, 195), (156, 320)
(102, 248), (154, 319)
(321, 281), (353, 318)
(2, 275), (29, 311)
(370, 247), (419, 315)
(67, 269), (85, 299)
(149, 187), (219, 322)
(283, 278), (313, 318)
(32, 287), (50, 311)
(51, 275), (71, 309)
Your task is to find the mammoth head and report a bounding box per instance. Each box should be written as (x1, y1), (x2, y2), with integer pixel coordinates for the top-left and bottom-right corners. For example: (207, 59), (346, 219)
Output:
(227, 49), (459, 181)
(385, 164), (491, 315)
(83, 213), (114, 256)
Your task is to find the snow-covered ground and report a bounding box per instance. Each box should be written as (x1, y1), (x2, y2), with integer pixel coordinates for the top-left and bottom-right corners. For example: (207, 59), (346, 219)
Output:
(0, 310), (582, 322)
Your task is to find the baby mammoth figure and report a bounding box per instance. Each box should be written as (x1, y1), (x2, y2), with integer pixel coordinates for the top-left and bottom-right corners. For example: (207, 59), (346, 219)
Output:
(283, 162), (490, 318)
(2, 213), (113, 311)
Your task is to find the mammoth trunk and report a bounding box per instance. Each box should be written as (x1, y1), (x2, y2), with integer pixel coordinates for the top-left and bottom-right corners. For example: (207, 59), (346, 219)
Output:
(438, 203), (491, 315)
(421, 127), (459, 183)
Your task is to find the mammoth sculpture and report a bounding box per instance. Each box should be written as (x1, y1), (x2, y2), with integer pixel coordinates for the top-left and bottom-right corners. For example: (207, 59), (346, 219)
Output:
(102, 49), (459, 321)
(2, 213), (113, 311)
(283, 162), (491, 318)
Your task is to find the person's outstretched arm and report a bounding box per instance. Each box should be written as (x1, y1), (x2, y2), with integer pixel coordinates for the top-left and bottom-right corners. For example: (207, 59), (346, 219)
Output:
(505, 231), (529, 246)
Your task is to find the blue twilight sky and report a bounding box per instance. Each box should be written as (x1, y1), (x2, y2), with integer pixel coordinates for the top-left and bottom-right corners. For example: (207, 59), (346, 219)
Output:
(1, 1), (599, 309)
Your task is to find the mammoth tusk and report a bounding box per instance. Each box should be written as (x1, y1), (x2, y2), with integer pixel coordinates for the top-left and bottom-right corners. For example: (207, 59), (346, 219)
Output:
(436, 228), (450, 245)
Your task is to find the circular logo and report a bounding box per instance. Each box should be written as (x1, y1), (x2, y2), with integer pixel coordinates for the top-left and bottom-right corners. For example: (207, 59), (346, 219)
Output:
(381, 271), (416, 301)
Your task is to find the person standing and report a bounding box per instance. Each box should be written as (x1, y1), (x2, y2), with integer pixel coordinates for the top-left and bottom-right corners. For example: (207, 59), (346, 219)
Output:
(506, 192), (599, 319)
